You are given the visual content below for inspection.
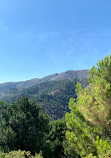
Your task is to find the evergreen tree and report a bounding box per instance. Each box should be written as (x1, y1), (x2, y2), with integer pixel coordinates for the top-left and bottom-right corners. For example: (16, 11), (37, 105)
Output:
(65, 55), (111, 157)
(0, 97), (49, 154)
(76, 55), (111, 136)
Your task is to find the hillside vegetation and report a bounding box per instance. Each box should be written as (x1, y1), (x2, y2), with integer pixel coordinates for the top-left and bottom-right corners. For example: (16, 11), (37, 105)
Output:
(1, 55), (111, 157)
(0, 70), (88, 119)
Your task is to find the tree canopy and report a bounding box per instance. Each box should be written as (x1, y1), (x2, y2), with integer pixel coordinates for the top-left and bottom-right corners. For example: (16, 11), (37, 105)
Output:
(65, 55), (111, 157)
(0, 97), (49, 154)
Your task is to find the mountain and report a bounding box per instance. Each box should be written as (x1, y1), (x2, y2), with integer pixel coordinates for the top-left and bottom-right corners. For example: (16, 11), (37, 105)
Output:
(0, 70), (88, 91)
(0, 70), (89, 119)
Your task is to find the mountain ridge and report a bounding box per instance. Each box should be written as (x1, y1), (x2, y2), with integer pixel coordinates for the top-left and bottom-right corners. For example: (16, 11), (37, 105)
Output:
(0, 70), (89, 90)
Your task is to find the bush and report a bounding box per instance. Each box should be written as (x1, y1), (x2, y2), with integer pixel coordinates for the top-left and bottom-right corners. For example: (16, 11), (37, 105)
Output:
(0, 150), (43, 158)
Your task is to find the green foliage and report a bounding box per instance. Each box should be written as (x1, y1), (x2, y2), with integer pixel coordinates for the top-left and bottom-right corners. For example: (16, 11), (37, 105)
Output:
(76, 55), (111, 135)
(63, 140), (80, 158)
(43, 118), (80, 158)
(23, 79), (79, 120)
(65, 98), (100, 156)
(65, 55), (111, 157)
(0, 150), (43, 158)
(82, 136), (111, 158)
(94, 136), (111, 157)
(0, 97), (49, 154)
(2, 79), (88, 120)
(43, 119), (66, 158)
(34, 79), (87, 120)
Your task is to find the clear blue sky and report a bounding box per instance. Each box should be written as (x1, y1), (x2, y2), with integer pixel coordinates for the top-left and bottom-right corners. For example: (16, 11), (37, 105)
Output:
(0, 0), (111, 83)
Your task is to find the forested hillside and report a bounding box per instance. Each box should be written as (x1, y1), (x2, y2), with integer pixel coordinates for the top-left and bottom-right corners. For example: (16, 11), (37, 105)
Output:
(0, 70), (88, 95)
(1, 55), (111, 158)
(0, 70), (88, 119)
(1, 56), (111, 157)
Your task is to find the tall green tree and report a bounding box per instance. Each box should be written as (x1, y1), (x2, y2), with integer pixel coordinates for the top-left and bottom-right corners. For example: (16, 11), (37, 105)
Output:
(0, 97), (49, 154)
(76, 55), (111, 136)
(65, 55), (111, 157)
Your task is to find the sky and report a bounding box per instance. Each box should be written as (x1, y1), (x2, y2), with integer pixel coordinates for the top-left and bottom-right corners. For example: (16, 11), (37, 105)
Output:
(0, 0), (111, 83)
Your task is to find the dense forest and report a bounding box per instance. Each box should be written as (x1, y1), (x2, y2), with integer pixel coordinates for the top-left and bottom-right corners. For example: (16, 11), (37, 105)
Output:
(0, 55), (111, 157)
(1, 78), (88, 120)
